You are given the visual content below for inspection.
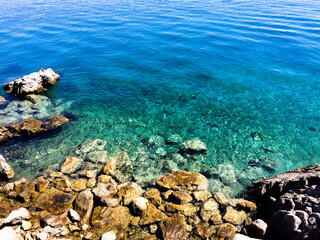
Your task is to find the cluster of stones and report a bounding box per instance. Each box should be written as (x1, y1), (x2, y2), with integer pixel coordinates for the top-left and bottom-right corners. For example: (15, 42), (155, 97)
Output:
(0, 152), (257, 240)
(247, 164), (320, 240)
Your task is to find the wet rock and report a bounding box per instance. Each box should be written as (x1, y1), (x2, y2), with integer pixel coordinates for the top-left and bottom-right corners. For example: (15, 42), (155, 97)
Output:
(118, 182), (143, 205)
(3, 68), (60, 95)
(131, 197), (148, 215)
(139, 203), (168, 225)
(41, 116), (69, 131)
(166, 134), (183, 145)
(91, 206), (133, 232)
(145, 135), (165, 147)
(34, 188), (75, 213)
(74, 190), (94, 224)
(0, 126), (13, 144)
(180, 138), (207, 155)
(101, 230), (117, 240)
(60, 156), (83, 174)
(7, 117), (43, 136)
(86, 150), (107, 164)
(4, 207), (31, 225)
(156, 170), (208, 192)
(223, 206), (247, 225)
(160, 213), (187, 240)
(0, 155), (15, 180)
(76, 139), (107, 154)
(246, 219), (267, 239)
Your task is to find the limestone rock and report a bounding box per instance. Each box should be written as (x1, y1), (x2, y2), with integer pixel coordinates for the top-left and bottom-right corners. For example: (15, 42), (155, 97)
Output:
(0, 226), (23, 240)
(139, 203), (168, 225)
(193, 191), (212, 202)
(3, 68), (60, 95)
(91, 206), (133, 232)
(180, 138), (207, 155)
(41, 116), (69, 131)
(118, 182), (143, 205)
(42, 211), (71, 227)
(223, 206), (247, 225)
(60, 156), (83, 174)
(169, 191), (193, 204)
(165, 203), (198, 217)
(74, 190), (94, 224)
(69, 209), (80, 222)
(156, 170), (208, 192)
(7, 117), (43, 136)
(92, 182), (119, 206)
(0, 155), (14, 179)
(4, 207), (31, 225)
(160, 213), (187, 240)
(214, 192), (229, 206)
(200, 198), (220, 222)
(144, 189), (162, 206)
(103, 157), (117, 175)
(101, 231), (117, 240)
(21, 220), (32, 231)
(0, 126), (13, 144)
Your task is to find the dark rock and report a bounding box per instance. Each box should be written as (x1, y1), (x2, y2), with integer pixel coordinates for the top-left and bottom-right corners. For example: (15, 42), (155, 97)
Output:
(246, 219), (267, 239)
(41, 116), (69, 131)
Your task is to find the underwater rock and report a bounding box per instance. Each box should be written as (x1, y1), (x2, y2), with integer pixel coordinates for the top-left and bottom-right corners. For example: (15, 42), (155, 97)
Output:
(180, 138), (207, 155)
(76, 139), (107, 154)
(0, 155), (15, 180)
(166, 134), (183, 145)
(144, 135), (165, 147)
(3, 68), (60, 96)
(41, 115), (69, 131)
(0, 126), (13, 144)
(217, 164), (238, 185)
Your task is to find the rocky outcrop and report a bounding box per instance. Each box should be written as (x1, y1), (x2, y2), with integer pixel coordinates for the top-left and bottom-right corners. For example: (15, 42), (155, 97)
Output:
(247, 164), (320, 240)
(0, 155), (14, 180)
(3, 68), (60, 96)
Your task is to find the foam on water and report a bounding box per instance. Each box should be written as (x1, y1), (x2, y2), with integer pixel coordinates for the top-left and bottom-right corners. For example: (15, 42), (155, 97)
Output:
(1, 0), (320, 195)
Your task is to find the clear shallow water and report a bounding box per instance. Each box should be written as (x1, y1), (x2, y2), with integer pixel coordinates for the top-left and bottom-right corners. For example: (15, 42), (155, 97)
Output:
(1, 0), (320, 195)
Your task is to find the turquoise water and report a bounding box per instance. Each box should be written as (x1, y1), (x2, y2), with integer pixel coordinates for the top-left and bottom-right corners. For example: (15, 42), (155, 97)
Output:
(1, 0), (320, 195)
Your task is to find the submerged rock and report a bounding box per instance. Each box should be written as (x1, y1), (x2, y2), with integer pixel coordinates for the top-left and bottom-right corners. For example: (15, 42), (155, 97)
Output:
(3, 68), (60, 96)
(0, 155), (15, 179)
(41, 116), (69, 131)
(180, 138), (207, 155)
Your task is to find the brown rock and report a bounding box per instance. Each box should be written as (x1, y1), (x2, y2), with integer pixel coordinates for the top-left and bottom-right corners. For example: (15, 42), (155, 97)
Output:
(34, 177), (49, 192)
(118, 182), (143, 205)
(54, 177), (72, 190)
(41, 116), (69, 131)
(0, 126), (13, 144)
(223, 206), (247, 225)
(34, 188), (75, 213)
(214, 192), (229, 206)
(71, 179), (87, 192)
(165, 203), (198, 217)
(156, 170), (208, 192)
(193, 191), (212, 202)
(74, 190), (94, 224)
(60, 156), (83, 174)
(162, 190), (173, 200)
(129, 229), (157, 240)
(42, 211), (71, 227)
(200, 198), (220, 222)
(92, 182), (119, 206)
(0, 155), (14, 180)
(102, 157), (117, 175)
(216, 223), (237, 238)
(170, 191), (193, 204)
(98, 175), (117, 184)
(144, 189), (162, 206)
(17, 182), (35, 202)
(91, 206), (133, 232)
(139, 203), (168, 225)
(229, 198), (257, 212)
(160, 213), (188, 240)
(7, 117), (43, 136)
(192, 225), (216, 239)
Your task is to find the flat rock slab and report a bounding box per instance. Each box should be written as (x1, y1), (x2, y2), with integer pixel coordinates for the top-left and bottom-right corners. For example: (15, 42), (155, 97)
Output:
(3, 68), (60, 96)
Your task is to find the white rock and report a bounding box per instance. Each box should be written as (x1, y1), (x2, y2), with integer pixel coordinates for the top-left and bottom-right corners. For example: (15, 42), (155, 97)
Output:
(4, 207), (31, 225)
(0, 227), (23, 240)
(131, 197), (148, 215)
(0, 155), (14, 179)
(21, 220), (32, 231)
(231, 233), (261, 240)
(101, 230), (117, 240)
(69, 209), (80, 222)
(181, 138), (207, 154)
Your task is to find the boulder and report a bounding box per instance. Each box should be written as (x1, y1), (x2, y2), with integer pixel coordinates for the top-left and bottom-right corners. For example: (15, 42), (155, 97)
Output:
(118, 182), (143, 205)
(3, 207), (31, 225)
(193, 191), (212, 202)
(0, 155), (14, 179)
(0, 226), (23, 240)
(74, 190), (94, 224)
(7, 117), (43, 136)
(42, 211), (71, 227)
(3, 68), (60, 95)
(200, 198), (221, 222)
(60, 156), (83, 174)
(246, 219), (267, 239)
(156, 170), (208, 192)
(169, 191), (193, 204)
(92, 182), (119, 206)
(71, 179), (87, 192)
(0, 126), (13, 144)
(180, 138), (207, 155)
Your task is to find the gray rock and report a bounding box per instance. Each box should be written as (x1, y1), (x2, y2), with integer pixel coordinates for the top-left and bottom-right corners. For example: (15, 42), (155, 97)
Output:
(180, 138), (207, 155)
(3, 68), (60, 96)
(76, 139), (107, 154)
(4, 207), (31, 225)
(0, 155), (14, 179)
(166, 134), (183, 145)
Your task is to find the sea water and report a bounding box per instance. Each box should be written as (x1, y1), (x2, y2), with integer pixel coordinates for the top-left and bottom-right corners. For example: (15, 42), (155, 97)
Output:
(1, 0), (320, 196)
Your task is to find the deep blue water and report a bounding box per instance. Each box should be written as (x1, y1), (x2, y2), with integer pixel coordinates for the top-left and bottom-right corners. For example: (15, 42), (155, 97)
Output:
(1, 0), (320, 195)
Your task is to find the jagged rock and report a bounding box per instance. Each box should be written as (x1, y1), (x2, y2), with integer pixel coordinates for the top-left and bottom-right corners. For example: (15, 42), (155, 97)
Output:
(3, 207), (31, 225)
(71, 179), (87, 192)
(230, 198), (257, 212)
(216, 223), (237, 239)
(166, 134), (183, 145)
(156, 170), (208, 192)
(7, 117), (43, 136)
(139, 203), (168, 225)
(60, 156), (83, 174)
(76, 139), (107, 154)
(101, 231), (117, 240)
(200, 198), (221, 222)
(0, 155), (14, 179)
(3, 68), (60, 95)
(231, 233), (261, 240)
(160, 213), (187, 240)
(223, 206), (247, 225)
(131, 197), (148, 215)
(118, 182), (143, 205)
(21, 220), (32, 231)
(92, 182), (119, 206)
(214, 192), (229, 206)
(74, 190), (94, 224)
(192, 225), (216, 239)
(17, 181), (35, 202)
(0, 226), (23, 240)
(193, 191), (212, 202)
(144, 189), (162, 206)
(180, 138), (207, 155)
(41, 116), (69, 131)
(91, 206), (133, 232)
(169, 191), (193, 204)
(102, 157), (117, 175)
(68, 209), (80, 222)
(165, 202), (198, 217)
(42, 211), (71, 227)
(34, 188), (75, 213)
(0, 126), (13, 144)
